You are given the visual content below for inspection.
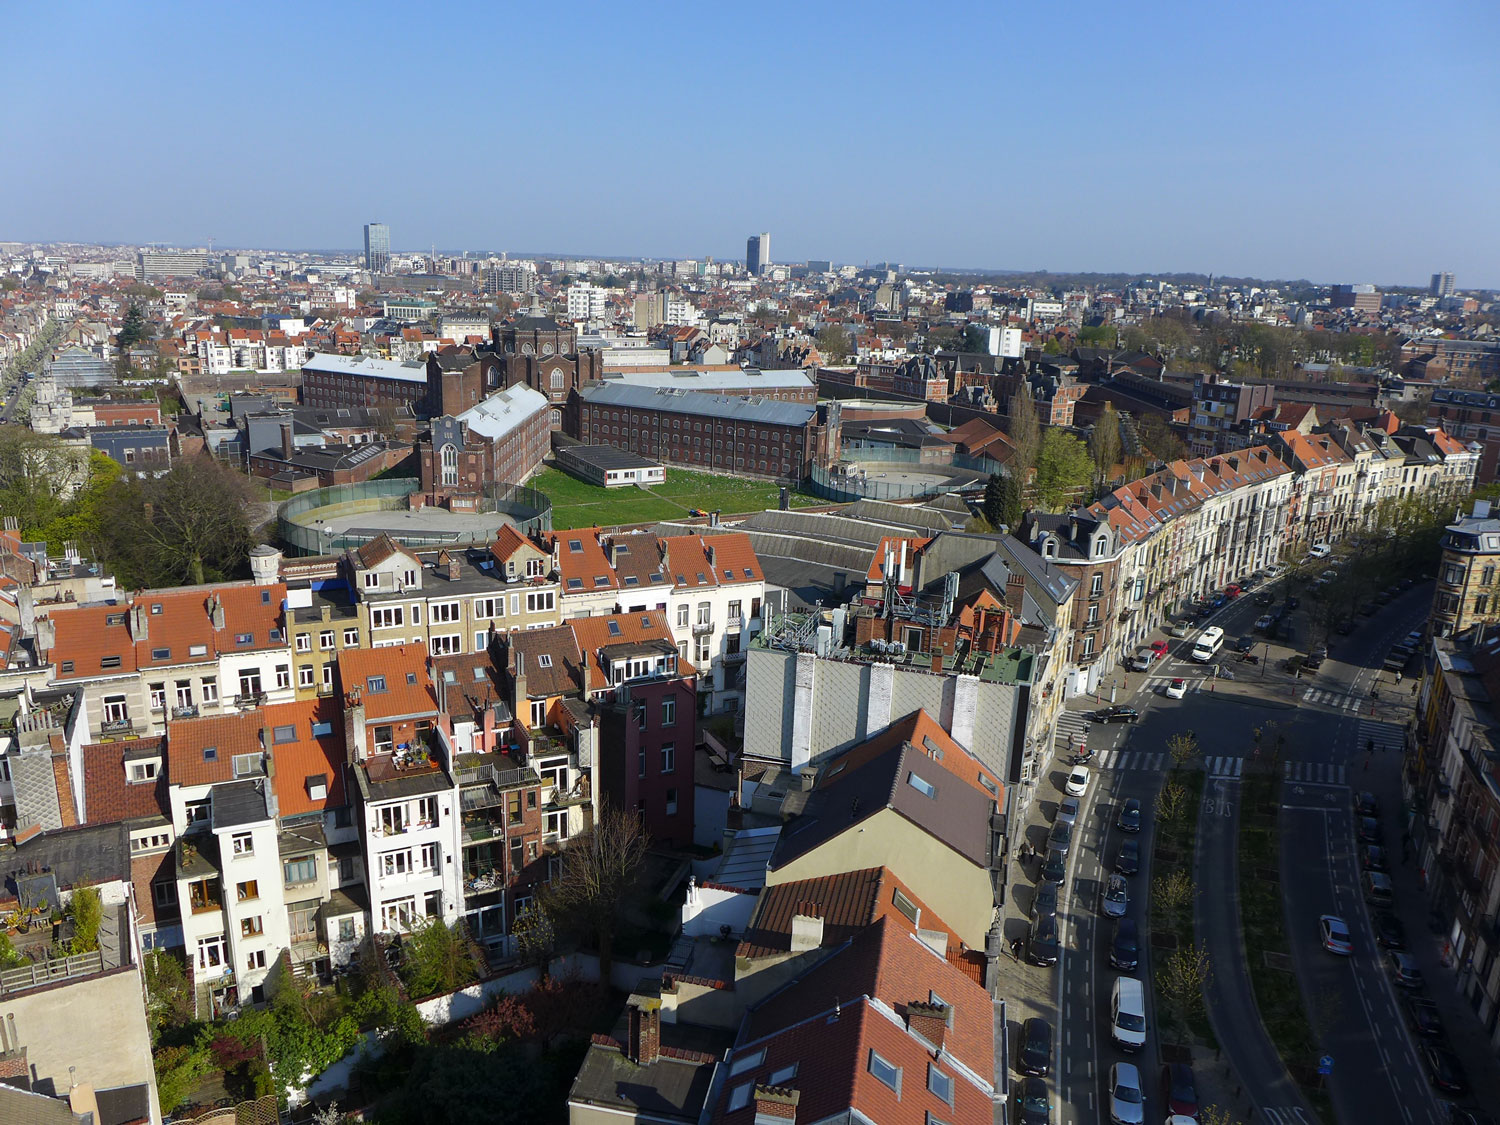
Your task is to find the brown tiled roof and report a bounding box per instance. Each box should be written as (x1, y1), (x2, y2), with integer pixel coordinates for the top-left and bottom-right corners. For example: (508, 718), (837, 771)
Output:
(569, 610), (694, 689)
(165, 712), (263, 787)
(553, 529), (618, 594)
(82, 737), (168, 824)
(508, 625), (583, 699)
(337, 642), (438, 720)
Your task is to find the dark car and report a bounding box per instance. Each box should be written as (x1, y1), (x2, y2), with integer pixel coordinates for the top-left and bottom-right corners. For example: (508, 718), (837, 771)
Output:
(1359, 816), (1382, 844)
(1449, 1108), (1497, 1125)
(1042, 848), (1066, 884)
(1362, 845), (1389, 872)
(1286, 595), (1300, 610)
(1019, 1016), (1052, 1077)
(1405, 995), (1445, 1040)
(1306, 646), (1327, 668)
(1423, 1045), (1469, 1096)
(1031, 880), (1059, 922)
(1110, 917), (1139, 970)
(1115, 838), (1141, 876)
(1029, 915), (1060, 967)
(1374, 912), (1407, 950)
(1116, 798), (1142, 833)
(1390, 950), (1425, 990)
(1234, 634), (1255, 653)
(1355, 791), (1380, 817)
(1014, 1076), (1051, 1125)
(1159, 1062), (1199, 1118)
(1254, 591), (1275, 606)
(1047, 821), (1073, 857)
(1093, 706), (1141, 724)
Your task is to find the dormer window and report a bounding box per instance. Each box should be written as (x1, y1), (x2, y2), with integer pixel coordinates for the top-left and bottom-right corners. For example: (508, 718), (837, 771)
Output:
(127, 759), (159, 784)
(367, 675), (388, 694)
(1041, 537), (1058, 559)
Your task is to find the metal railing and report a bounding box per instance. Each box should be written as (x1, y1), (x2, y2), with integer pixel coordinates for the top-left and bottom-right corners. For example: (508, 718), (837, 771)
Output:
(0, 950), (104, 995)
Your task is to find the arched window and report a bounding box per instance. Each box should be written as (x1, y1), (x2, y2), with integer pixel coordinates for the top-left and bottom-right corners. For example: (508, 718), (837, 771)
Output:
(551, 367), (565, 390)
(440, 444), (458, 487)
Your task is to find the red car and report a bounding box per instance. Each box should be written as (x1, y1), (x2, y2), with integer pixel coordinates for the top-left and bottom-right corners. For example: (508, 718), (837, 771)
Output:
(1225, 584), (1242, 598)
(1149, 640), (1170, 659)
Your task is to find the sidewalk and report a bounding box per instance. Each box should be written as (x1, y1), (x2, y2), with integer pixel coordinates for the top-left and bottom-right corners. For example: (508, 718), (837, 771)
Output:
(1378, 752), (1500, 1115)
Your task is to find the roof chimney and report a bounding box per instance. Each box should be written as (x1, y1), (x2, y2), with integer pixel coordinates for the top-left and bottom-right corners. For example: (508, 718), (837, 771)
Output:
(129, 602), (148, 641)
(440, 549), (460, 581)
(626, 994), (661, 1066)
(280, 420), (294, 460)
(751, 1085), (800, 1122)
(208, 593), (225, 630)
(344, 694), (367, 764)
(906, 1000), (951, 1053)
(789, 904), (824, 952)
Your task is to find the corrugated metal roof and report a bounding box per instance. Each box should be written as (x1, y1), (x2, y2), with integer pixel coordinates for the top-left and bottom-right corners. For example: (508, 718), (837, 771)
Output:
(302, 352), (428, 384)
(578, 381), (817, 426)
(457, 383), (549, 439)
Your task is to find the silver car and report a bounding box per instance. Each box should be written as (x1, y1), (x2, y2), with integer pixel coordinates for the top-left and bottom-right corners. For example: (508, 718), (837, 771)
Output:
(1109, 1062), (1144, 1125)
(1103, 872), (1129, 918)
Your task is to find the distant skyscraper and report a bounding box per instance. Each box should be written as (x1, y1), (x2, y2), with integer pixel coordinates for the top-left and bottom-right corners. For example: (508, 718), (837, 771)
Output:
(364, 222), (390, 273)
(746, 231), (770, 276)
(1431, 271), (1455, 298)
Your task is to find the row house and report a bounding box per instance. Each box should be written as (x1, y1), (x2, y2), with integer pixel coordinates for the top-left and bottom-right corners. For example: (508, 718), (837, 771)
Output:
(39, 581), (295, 743)
(552, 529), (766, 712)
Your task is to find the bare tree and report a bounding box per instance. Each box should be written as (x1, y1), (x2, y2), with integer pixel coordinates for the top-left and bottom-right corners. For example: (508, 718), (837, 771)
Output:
(106, 455), (258, 586)
(542, 802), (651, 982)
(1167, 731), (1200, 772)
(1153, 868), (1194, 915)
(1156, 778), (1188, 824)
(1198, 1106), (1244, 1125)
(1160, 941), (1213, 1020)
(1007, 382), (1040, 487)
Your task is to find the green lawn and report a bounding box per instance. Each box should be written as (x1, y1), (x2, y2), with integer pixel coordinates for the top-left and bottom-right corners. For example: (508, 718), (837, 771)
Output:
(530, 466), (824, 530)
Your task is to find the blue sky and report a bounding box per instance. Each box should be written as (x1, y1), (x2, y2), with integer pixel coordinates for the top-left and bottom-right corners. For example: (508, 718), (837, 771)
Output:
(4, 1), (1497, 286)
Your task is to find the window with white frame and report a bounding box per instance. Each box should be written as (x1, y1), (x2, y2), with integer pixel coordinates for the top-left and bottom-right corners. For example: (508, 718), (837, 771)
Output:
(430, 634), (462, 656)
(344, 628), (359, 646)
(661, 698), (676, 726)
(319, 630), (335, 650)
(246, 949), (267, 971)
(238, 669), (262, 697)
(322, 663), (334, 690)
(175, 681), (193, 709)
(676, 604), (689, 627)
(420, 843), (439, 872)
(371, 606), (404, 629)
(545, 810), (569, 841)
(363, 572), (380, 590)
(661, 743), (675, 774)
(231, 832), (254, 856)
(416, 797), (438, 824)
(440, 444), (458, 486)
(201, 676), (218, 703)
(473, 596), (504, 619)
(128, 760), (158, 784)
(148, 682), (166, 711)
(696, 602), (710, 625)
(197, 935), (226, 970)
(525, 591), (555, 613)
(381, 850), (412, 877)
(275, 664), (291, 690)
(295, 633), (312, 652)
(529, 699), (546, 727)
(431, 600), (460, 624)
(298, 665), (315, 688)
(103, 695), (129, 723)
(381, 896), (417, 931)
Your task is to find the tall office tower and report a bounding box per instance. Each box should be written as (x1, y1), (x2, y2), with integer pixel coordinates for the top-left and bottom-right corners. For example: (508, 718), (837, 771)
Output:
(1431, 272), (1455, 298)
(746, 231), (770, 276)
(364, 222), (390, 273)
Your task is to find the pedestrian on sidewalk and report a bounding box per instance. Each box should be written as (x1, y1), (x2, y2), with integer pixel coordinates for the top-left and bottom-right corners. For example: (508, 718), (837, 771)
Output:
(1011, 937), (1024, 961)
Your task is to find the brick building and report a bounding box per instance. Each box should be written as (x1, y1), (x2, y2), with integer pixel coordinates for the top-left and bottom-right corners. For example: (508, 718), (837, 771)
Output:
(570, 382), (829, 480)
(416, 384), (551, 506)
(300, 352), (487, 420)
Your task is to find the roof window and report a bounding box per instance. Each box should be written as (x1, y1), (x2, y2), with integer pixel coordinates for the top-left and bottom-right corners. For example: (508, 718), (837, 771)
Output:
(203, 746), (218, 762)
(906, 771), (936, 798)
(151, 647), (171, 660)
(607, 621), (622, 637)
(273, 725), (297, 744)
(537, 654), (553, 668)
(367, 675), (387, 693)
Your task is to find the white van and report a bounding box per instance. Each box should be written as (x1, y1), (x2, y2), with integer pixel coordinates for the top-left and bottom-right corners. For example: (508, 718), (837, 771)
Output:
(1111, 976), (1147, 1052)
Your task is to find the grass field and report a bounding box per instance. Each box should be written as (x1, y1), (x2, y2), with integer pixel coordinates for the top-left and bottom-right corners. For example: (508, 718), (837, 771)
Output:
(531, 466), (824, 530)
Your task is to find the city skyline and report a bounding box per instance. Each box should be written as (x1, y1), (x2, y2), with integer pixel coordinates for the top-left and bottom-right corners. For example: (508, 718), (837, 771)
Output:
(2, 2), (1497, 285)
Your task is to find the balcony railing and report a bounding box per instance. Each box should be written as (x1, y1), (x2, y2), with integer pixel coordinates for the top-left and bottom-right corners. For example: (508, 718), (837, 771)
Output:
(172, 705), (199, 719)
(725, 614), (743, 630)
(233, 691), (266, 708)
(691, 621), (713, 636)
(100, 717), (137, 736)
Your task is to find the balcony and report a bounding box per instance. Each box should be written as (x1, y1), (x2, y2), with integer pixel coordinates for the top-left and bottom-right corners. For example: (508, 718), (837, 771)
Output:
(723, 649), (747, 664)
(725, 614), (743, 631)
(100, 717), (138, 737)
(172, 705), (199, 720)
(233, 691), (266, 708)
(691, 621), (713, 636)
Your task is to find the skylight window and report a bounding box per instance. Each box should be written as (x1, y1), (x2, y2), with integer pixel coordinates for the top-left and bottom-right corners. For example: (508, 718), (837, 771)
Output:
(907, 771), (936, 798)
(537, 654), (553, 668)
(568, 540), (583, 553)
(367, 675), (387, 693)
(607, 621), (622, 637)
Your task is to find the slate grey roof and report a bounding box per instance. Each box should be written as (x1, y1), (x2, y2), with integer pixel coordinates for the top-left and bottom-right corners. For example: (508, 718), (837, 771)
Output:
(3, 822), (129, 893)
(302, 352), (428, 384)
(842, 498), (960, 533)
(578, 382), (817, 427)
(211, 778), (272, 828)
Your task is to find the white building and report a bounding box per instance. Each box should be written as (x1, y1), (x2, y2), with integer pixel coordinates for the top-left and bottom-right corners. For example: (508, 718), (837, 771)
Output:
(566, 284), (610, 322)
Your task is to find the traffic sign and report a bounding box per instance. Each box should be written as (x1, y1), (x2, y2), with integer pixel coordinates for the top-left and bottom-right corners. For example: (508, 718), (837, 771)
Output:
(1317, 1055), (1334, 1076)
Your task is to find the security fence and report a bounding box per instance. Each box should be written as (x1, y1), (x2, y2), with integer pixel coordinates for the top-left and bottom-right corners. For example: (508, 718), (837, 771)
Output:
(808, 447), (1006, 502)
(277, 480), (552, 556)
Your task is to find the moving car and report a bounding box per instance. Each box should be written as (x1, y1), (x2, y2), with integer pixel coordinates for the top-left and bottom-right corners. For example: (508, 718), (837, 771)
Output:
(1029, 915), (1060, 967)
(1389, 950), (1425, 990)
(1159, 1062), (1199, 1118)
(1109, 1062), (1145, 1125)
(1115, 837), (1140, 876)
(1057, 797), (1080, 828)
(1405, 995), (1445, 1040)
(1255, 614), (1275, 630)
(1048, 820), (1073, 856)
(1308, 542), (1332, 558)
(1102, 873), (1129, 918)
(1019, 1016), (1052, 1076)
(1093, 706), (1141, 724)
(1031, 880), (1059, 921)
(1014, 1076), (1051, 1125)
(1117, 797), (1142, 833)
(1110, 917), (1140, 970)
(1065, 766), (1091, 797)
(1165, 678), (1187, 699)
(1169, 621), (1191, 638)
(1319, 914), (1353, 955)
(1422, 1044), (1469, 1096)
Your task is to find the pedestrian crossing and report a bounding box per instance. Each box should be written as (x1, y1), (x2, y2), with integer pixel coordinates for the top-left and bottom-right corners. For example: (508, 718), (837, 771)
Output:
(1055, 710), (1093, 750)
(1205, 756), (1244, 778)
(1144, 675), (1210, 694)
(1283, 760), (1349, 786)
(1300, 686), (1364, 711)
(1091, 750), (1167, 771)
(1357, 717), (1405, 755)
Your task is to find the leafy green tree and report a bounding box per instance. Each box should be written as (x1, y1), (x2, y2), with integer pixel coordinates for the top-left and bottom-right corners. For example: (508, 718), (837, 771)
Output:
(0, 428), (90, 532)
(67, 885), (103, 954)
(117, 302), (151, 348)
(961, 323), (991, 353)
(981, 472), (1022, 530)
(1077, 324), (1117, 347)
(1033, 429), (1093, 510)
(1090, 403), (1123, 484)
(400, 917), (480, 999)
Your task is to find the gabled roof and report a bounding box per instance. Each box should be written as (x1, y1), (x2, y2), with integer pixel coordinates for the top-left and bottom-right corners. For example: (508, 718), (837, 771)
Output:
(569, 610), (693, 689)
(508, 625), (584, 699)
(337, 642), (438, 720)
(81, 737), (168, 825)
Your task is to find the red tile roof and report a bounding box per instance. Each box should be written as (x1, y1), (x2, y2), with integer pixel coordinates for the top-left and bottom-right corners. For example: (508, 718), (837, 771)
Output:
(568, 610), (694, 689)
(81, 737), (168, 824)
(337, 642), (438, 720)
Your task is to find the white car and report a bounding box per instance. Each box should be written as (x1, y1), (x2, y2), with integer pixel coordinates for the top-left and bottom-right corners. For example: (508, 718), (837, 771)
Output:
(1164, 678), (1187, 699)
(1065, 766), (1090, 797)
(1320, 914), (1353, 955)
(1264, 564), (1284, 578)
(1255, 614), (1274, 631)
(1109, 1062), (1145, 1125)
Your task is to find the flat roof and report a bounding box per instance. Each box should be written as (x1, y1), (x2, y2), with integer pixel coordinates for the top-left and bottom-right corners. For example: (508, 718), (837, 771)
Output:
(302, 352), (429, 384)
(579, 381), (817, 427)
(559, 444), (661, 471)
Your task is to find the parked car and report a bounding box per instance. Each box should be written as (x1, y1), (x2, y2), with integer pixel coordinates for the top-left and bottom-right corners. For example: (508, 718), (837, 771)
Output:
(1448, 1108), (1497, 1125)
(1117, 798), (1142, 833)
(1374, 912), (1407, 950)
(1019, 1016), (1052, 1076)
(1057, 797), (1080, 829)
(1042, 848), (1066, 884)
(1110, 917), (1140, 970)
(1422, 1045), (1469, 1096)
(1318, 914), (1352, 954)
(1362, 845), (1389, 872)
(1028, 916), (1059, 967)
(1115, 837), (1141, 876)
(1093, 706), (1141, 724)
(1048, 821), (1073, 856)
(1125, 650), (1153, 672)
(1264, 564), (1284, 578)
(1159, 1062), (1199, 1118)
(1405, 995), (1445, 1040)
(1225, 584), (1242, 598)
(1254, 591), (1275, 607)
(1389, 950), (1425, 990)
(1149, 640), (1170, 659)
(1109, 1062), (1145, 1125)
(1102, 873), (1129, 918)
(1014, 1076), (1052, 1125)
(1066, 766), (1091, 797)
(1308, 542), (1332, 558)
(1355, 791), (1380, 816)
(1255, 614), (1275, 631)
(1234, 634), (1255, 652)
(1359, 816), (1382, 844)
(1031, 880), (1059, 921)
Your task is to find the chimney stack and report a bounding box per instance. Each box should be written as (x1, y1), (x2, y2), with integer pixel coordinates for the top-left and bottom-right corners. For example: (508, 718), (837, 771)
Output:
(440, 549), (460, 581)
(208, 593), (225, 630)
(129, 602), (148, 641)
(280, 420), (294, 460)
(625, 994), (661, 1066)
(511, 645), (528, 718)
(789, 904), (824, 952)
(751, 1086), (800, 1122)
(344, 694), (367, 764)
(905, 1000), (951, 1053)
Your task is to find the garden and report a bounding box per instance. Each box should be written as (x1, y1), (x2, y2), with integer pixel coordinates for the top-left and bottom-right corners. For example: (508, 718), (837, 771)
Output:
(530, 465), (822, 530)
